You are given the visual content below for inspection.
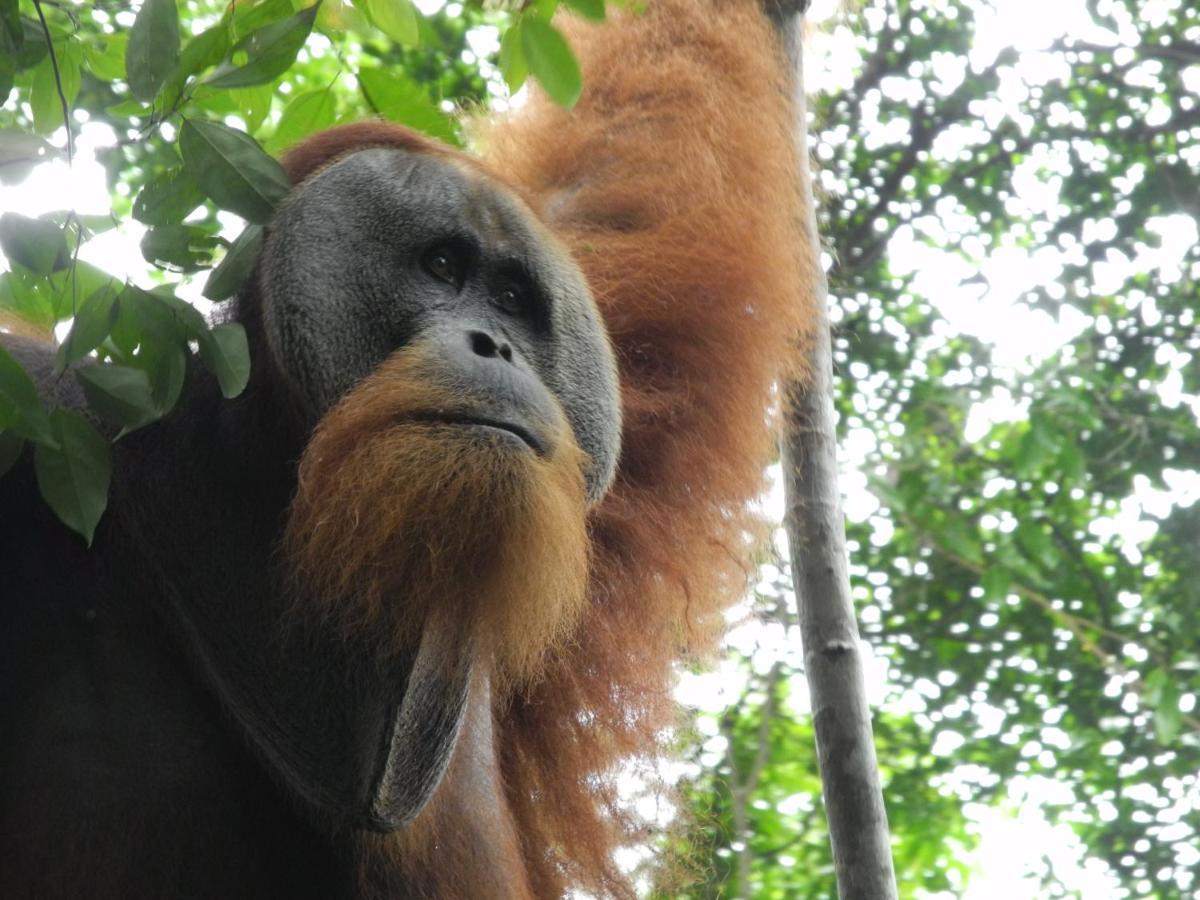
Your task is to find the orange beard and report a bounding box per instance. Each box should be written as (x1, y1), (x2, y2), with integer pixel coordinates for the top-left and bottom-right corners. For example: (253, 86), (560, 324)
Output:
(283, 342), (591, 694)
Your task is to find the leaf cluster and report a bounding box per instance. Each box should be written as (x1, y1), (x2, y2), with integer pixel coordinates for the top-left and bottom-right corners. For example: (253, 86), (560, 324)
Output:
(0, 0), (603, 542)
(806, 0), (1200, 894)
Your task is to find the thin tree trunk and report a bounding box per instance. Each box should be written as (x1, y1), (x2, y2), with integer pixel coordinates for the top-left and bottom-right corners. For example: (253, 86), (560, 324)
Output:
(772, 6), (900, 898)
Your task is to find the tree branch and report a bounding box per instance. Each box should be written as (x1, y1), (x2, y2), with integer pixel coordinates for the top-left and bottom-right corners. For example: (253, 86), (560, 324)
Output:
(774, 10), (899, 899)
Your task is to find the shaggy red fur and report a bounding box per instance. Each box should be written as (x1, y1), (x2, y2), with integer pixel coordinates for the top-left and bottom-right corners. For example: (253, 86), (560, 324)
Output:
(281, 0), (810, 895)
(482, 0), (814, 894)
(285, 340), (591, 695)
(284, 341), (591, 899)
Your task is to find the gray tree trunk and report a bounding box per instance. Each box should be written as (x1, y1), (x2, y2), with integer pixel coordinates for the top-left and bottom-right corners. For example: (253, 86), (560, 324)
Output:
(771, 7), (900, 898)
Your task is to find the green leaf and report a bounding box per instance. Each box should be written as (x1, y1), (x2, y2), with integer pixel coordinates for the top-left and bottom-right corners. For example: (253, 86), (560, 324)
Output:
(106, 290), (194, 417)
(0, 129), (57, 185)
(981, 567), (1010, 603)
(33, 407), (111, 545)
(114, 286), (204, 350)
(132, 167), (206, 226)
(156, 290), (210, 338)
(1143, 668), (1169, 703)
(175, 16), (232, 83)
(30, 42), (81, 135)
(0, 429), (23, 478)
(198, 322), (251, 398)
(0, 343), (53, 445)
(29, 65), (56, 134)
(0, 0), (21, 60)
(1149, 674), (1182, 744)
(229, 83), (275, 133)
(142, 343), (187, 414)
(155, 14), (233, 107)
(76, 363), (160, 435)
(0, 271), (54, 331)
(940, 518), (982, 566)
(1058, 440), (1086, 485)
(111, 284), (187, 352)
(364, 0), (419, 46)
(206, 2), (320, 90)
(1014, 418), (1059, 479)
(528, 0), (559, 21)
(188, 84), (238, 116)
(358, 68), (458, 145)
(56, 284), (120, 372)
(108, 289), (151, 356)
(498, 23), (528, 94)
(233, 0), (296, 40)
(139, 224), (219, 272)
(520, 19), (582, 108)
(0, 57), (14, 108)
(0, 212), (69, 275)
(179, 119), (291, 223)
(45, 260), (118, 320)
(83, 32), (128, 81)
(562, 0), (605, 21)
(1014, 522), (1057, 570)
(16, 17), (47, 70)
(75, 214), (120, 238)
(267, 89), (336, 153)
(105, 99), (153, 118)
(126, 0), (181, 102)
(203, 224), (263, 301)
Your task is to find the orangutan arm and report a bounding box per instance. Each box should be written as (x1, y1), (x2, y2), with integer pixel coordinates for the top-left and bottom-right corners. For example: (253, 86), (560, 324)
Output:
(483, 2), (818, 897)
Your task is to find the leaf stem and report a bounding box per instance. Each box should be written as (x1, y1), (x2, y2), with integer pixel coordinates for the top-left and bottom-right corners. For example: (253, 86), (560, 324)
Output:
(31, 0), (74, 165)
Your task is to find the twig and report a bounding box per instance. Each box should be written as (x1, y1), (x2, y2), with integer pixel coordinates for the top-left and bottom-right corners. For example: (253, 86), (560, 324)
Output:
(51, 212), (85, 388)
(31, 0), (74, 165)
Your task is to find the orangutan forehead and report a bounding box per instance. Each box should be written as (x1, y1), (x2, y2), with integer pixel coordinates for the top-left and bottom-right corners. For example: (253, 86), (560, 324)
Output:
(303, 147), (547, 258)
(440, 160), (581, 279)
(278, 123), (556, 270)
(434, 157), (543, 238)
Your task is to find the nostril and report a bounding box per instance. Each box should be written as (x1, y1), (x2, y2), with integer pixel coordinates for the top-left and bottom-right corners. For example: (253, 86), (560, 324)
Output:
(469, 331), (498, 358)
(469, 330), (514, 363)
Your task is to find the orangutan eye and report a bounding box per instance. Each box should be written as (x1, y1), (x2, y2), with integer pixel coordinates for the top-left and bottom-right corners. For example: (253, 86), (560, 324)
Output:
(493, 288), (528, 317)
(423, 246), (459, 286)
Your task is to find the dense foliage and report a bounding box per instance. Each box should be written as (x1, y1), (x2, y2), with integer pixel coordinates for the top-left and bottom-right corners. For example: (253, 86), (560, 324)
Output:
(0, 0), (588, 542)
(2, 0), (1197, 897)
(665, 0), (1200, 897)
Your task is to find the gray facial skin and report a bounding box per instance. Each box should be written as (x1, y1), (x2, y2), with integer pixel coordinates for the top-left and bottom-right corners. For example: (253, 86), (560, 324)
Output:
(258, 147), (621, 502)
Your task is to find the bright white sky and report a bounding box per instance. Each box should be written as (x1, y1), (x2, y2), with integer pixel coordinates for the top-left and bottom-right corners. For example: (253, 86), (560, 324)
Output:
(2, 0), (1198, 896)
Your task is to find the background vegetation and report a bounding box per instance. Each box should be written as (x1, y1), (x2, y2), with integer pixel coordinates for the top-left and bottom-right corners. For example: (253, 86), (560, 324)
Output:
(665, 1), (1200, 896)
(2, 0), (1197, 896)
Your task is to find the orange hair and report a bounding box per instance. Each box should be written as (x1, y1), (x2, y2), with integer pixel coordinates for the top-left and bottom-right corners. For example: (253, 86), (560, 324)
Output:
(484, 0), (814, 894)
(278, 0), (810, 894)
